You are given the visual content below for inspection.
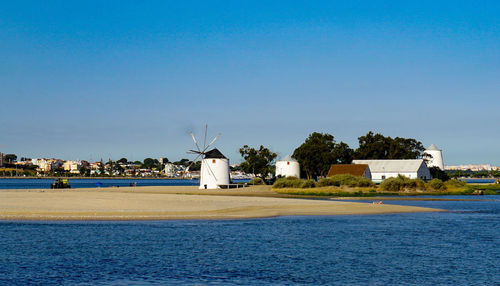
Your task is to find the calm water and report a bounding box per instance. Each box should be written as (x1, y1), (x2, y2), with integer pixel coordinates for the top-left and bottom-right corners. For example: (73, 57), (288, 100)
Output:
(0, 197), (499, 285)
(0, 178), (249, 189)
(461, 178), (497, 184)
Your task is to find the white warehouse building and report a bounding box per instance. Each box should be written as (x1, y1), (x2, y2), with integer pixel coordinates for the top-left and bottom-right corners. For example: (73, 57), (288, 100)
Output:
(275, 155), (300, 178)
(352, 159), (432, 183)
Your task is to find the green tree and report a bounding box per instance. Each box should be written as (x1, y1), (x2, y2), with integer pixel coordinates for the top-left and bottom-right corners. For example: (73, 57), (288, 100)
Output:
(80, 166), (90, 177)
(188, 161), (201, 171)
(354, 131), (425, 159)
(142, 158), (160, 169)
(113, 163), (124, 175)
(429, 167), (450, 181)
(292, 132), (354, 179)
(4, 154), (17, 163)
(98, 159), (105, 175)
(117, 158), (128, 164)
(239, 145), (277, 179)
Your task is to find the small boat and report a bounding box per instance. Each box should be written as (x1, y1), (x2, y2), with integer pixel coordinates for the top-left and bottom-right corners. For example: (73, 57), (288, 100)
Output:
(51, 178), (71, 189)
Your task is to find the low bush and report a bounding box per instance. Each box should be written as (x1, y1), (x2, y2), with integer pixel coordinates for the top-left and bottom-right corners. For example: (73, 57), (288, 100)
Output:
(426, 178), (447, 191)
(248, 177), (265, 185)
(380, 175), (418, 191)
(272, 176), (303, 188)
(300, 180), (316, 188)
(414, 179), (427, 190)
(317, 174), (375, 188)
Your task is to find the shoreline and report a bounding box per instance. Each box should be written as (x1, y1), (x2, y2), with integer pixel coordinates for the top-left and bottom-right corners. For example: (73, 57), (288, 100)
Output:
(0, 186), (444, 221)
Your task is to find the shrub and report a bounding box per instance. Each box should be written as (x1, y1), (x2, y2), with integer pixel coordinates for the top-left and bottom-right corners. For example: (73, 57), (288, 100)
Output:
(414, 179), (427, 190)
(426, 179), (447, 191)
(380, 175), (416, 191)
(248, 177), (265, 185)
(300, 180), (316, 188)
(318, 174), (374, 188)
(272, 176), (303, 188)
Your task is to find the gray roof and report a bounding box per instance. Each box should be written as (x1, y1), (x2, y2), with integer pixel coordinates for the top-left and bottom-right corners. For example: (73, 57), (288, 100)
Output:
(352, 159), (426, 173)
(278, 155), (297, 162)
(426, 144), (441, 151)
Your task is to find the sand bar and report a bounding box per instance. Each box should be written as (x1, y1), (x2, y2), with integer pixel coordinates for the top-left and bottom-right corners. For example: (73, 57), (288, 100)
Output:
(0, 186), (443, 220)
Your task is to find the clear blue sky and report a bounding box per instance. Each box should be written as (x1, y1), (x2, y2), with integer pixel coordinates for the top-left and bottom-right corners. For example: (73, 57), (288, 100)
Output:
(1, 1), (499, 165)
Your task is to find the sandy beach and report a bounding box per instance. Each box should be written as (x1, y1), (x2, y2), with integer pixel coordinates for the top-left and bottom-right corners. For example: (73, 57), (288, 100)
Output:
(0, 186), (443, 220)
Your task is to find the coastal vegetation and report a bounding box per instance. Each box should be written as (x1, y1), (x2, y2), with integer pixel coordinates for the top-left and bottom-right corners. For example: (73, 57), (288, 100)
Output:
(292, 132), (354, 179)
(248, 177), (266, 185)
(317, 174), (375, 188)
(354, 132), (426, 160)
(272, 174), (500, 197)
(239, 145), (277, 179)
(290, 131), (437, 180)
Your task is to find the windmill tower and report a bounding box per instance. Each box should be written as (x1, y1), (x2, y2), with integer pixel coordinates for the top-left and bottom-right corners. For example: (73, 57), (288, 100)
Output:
(187, 125), (230, 189)
(424, 144), (444, 170)
(275, 155), (300, 178)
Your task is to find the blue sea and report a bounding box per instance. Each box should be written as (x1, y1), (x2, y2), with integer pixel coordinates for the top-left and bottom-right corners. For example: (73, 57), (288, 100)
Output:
(0, 196), (499, 285)
(0, 178), (249, 189)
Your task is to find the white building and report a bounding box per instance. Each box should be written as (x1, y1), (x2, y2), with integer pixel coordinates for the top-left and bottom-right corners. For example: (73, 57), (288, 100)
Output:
(275, 155), (300, 178)
(200, 148), (230, 189)
(424, 144), (444, 170)
(63, 160), (83, 174)
(164, 163), (177, 177)
(352, 159), (432, 182)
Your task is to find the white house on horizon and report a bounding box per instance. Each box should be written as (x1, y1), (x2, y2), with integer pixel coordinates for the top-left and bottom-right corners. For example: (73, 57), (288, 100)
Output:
(275, 155), (300, 178)
(352, 159), (432, 183)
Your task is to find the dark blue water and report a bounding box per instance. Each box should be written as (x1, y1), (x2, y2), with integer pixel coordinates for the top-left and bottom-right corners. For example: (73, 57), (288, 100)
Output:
(461, 178), (496, 184)
(0, 197), (498, 285)
(0, 178), (249, 189)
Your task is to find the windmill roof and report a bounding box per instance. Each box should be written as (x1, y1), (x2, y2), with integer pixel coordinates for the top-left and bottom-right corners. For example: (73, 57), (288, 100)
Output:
(426, 144), (441, 151)
(327, 164), (369, 177)
(278, 155), (297, 162)
(204, 148), (227, 159)
(352, 159), (426, 173)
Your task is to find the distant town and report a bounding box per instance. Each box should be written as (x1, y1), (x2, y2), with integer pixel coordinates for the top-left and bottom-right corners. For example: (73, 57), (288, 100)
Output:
(0, 151), (498, 179)
(0, 152), (249, 179)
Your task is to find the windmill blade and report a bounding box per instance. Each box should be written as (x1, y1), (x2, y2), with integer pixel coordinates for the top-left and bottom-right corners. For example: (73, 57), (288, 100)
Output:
(201, 133), (221, 152)
(187, 150), (203, 155)
(203, 124), (208, 150)
(184, 153), (203, 174)
(190, 132), (201, 152)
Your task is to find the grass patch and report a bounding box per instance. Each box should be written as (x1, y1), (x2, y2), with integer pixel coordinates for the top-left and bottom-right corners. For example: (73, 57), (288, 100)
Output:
(274, 186), (397, 197)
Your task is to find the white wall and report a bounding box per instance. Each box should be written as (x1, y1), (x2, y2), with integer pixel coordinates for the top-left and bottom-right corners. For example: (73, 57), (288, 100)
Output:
(276, 161), (300, 178)
(424, 150), (444, 170)
(200, 158), (230, 189)
(371, 167), (431, 183)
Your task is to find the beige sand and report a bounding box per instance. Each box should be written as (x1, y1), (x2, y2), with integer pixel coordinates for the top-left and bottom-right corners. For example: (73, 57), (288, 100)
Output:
(0, 186), (443, 220)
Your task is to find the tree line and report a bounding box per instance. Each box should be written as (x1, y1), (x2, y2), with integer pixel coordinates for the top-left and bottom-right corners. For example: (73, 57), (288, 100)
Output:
(239, 131), (429, 180)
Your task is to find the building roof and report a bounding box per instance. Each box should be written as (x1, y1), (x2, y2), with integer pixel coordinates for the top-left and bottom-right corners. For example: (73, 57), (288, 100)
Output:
(426, 144), (441, 151)
(204, 148), (227, 159)
(327, 164), (369, 177)
(352, 159), (426, 173)
(278, 155), (297, 162)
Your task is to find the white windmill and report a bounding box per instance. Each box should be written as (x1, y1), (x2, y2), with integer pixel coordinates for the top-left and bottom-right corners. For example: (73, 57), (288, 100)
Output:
(186, 125), (230, 189)
(424, 144), (444, 170)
